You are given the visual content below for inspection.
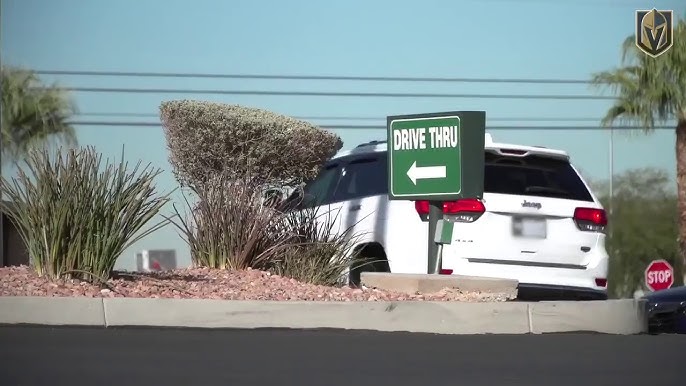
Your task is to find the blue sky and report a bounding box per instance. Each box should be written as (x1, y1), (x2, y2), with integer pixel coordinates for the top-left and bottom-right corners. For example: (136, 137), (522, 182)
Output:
(2, 0), (684, 270)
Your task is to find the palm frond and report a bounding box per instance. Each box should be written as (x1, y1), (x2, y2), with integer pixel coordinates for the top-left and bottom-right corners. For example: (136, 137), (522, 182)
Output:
(590, 17), (686, 130)
(1, 66), (78, 165)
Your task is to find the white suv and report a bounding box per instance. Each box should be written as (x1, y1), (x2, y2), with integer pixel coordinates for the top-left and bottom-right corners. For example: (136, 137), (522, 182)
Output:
(284, 133), (610, 300)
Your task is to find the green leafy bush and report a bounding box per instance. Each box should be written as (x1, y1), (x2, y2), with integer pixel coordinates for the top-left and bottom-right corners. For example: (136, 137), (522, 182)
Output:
(0, 147), (171, 282)
(159, 100), (343, 189)
(593, 167), (680, 297)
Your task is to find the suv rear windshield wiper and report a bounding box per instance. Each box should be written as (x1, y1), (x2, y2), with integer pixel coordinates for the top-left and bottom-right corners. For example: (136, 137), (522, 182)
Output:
(524, 186), (571, 198)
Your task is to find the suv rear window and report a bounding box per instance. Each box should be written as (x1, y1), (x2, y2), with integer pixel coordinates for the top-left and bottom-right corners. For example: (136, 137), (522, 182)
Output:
(286, 150), (593, 208)
(484, 152), (593, 202)
(288, 153), (388, 209)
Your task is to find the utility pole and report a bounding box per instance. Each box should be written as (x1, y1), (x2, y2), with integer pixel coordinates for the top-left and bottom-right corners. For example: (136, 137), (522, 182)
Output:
(608, 127), (614, 238)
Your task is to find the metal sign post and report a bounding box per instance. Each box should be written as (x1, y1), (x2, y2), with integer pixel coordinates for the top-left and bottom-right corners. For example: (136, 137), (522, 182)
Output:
(387, 111), (486, 273)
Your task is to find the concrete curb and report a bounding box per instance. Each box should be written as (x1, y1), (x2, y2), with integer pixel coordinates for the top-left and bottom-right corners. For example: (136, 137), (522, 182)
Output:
(0, 296), (106, 326)
(0, 297), (648, 335)
(360, 272), (519, 298)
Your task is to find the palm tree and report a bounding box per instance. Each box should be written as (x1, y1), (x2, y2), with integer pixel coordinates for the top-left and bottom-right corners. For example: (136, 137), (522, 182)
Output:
(1, 66), (78, 166)
(591, 16), (685, 286)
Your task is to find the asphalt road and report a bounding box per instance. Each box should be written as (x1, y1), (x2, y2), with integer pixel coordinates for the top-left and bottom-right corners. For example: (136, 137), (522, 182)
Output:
(0, 326), (684, 386)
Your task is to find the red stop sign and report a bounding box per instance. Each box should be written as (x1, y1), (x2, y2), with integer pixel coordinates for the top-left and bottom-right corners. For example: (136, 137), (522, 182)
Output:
(644, 259), (674, 292)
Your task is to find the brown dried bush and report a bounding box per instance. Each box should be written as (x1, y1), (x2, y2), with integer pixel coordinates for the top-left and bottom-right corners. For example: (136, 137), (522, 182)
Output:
(270, 205), (364, 286)
(168, 172), (362, 286)
(159, 100), (343, 188)
(168, 172), (283, 271)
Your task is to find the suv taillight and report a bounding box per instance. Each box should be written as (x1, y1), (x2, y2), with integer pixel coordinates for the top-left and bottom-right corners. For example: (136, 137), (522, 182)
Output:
(414, 200), (430, 215)
(573, 207), (607, 233)
(414, 199), (486, 223)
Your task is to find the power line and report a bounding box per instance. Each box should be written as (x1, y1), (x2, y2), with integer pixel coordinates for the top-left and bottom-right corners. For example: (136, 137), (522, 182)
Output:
(465, 0), (648, 5)
(79, 112), (161, 118)
(76, 112), (608, 122)
(56, 86), (613, 100)
(35, 69), (592, 85)
(67, 121), (672, 130)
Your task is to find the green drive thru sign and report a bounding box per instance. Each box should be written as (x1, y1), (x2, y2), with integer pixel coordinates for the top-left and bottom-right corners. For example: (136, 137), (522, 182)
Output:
(387, 111), (486, 201)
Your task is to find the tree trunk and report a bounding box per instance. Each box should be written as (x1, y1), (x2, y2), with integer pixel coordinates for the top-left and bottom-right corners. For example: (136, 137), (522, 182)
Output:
(676, 119), (686, 286)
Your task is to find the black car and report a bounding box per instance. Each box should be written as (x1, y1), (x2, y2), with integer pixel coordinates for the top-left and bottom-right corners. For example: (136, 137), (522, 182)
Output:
(643, 285), (686, 334)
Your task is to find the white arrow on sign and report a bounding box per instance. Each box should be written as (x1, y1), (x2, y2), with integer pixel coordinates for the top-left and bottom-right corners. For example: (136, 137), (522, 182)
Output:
(407, 161), (447, 185)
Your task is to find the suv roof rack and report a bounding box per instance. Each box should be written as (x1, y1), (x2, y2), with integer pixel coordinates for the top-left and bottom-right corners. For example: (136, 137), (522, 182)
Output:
(355, 140), (387, 148)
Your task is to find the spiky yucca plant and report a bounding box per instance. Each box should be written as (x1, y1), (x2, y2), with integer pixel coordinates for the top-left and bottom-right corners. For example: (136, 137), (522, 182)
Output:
(170, 173), (365, 286)
(0, 146), (171, 282)
(270, 206), (364, 286)
(169, 172), (286, 270)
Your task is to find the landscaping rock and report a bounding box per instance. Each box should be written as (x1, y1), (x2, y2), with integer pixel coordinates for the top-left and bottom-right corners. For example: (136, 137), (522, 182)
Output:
(0, 266), (513, 302)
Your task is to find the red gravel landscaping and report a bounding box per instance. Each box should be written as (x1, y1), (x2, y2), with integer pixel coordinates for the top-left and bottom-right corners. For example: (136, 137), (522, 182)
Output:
(0, 265), (512, 302)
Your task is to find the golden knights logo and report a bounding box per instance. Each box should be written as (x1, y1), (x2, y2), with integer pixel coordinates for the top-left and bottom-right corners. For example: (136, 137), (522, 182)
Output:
(635, 9), (674, 57)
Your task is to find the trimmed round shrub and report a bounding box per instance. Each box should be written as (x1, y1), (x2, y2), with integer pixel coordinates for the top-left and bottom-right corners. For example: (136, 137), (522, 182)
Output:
(160, 100), (343, 188)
